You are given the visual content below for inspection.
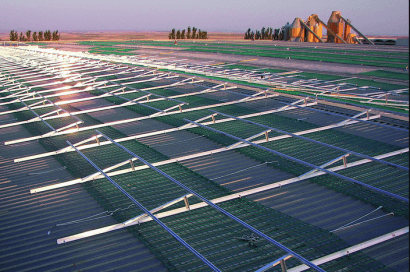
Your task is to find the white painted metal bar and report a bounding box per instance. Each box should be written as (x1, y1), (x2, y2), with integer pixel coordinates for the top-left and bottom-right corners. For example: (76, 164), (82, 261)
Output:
(20, 101), (373, 163)
(186, 119), (409, 203)
(0, 77), (197, 114)
(272, 97), (408, 132)
(0, 87), (84, 127)
(212, 110), (408, 172)
(298, 154), (350, 179)
(54, 121), (83, 132)
(92, 84), (165, 113)
(9, 80), (207, 119)
(123, 193), (194, 225)
(226, 130), (271, 149)
(161, 103), (186, 113)
(0, 63), (123, 96)
(1, 83), (95, 102)
(255, 254), (293, 272)
(107, 76), (188, 105)
(54, 148), (408, 241)
(4, 92), (277, 145)
(93, 130), (324, 272)
(64, 140), (221, 272)
(275, 97), (311, 112)
(178, 113), (218, 129)
(81, 158), (140, 183)
(0, 63), (46, 75)
(9, 46), (406, 110)
(5, 90), (56, 132)
(287, 227), (409, 272)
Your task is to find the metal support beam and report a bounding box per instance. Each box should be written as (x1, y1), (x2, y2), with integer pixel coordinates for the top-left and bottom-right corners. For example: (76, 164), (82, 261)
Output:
(64, 140), (220, 272)
(185, 119), (408, 203)
(288, 227), (409, 272)
(299, 154), (350, 179)
(255, 254), (292, 272)
(122, 194), (193, 225)
(54, 148), (408, 243)
(338, 15), (374, 45)
(313, 16), (347, 44)
(92, 130), (326, 272)
(17, 104), (375, 164)
(210, 110), (408, 172)
(29, 118), (391, 194)
(299, 20), (325, 43)
(4, 91), (276, 145)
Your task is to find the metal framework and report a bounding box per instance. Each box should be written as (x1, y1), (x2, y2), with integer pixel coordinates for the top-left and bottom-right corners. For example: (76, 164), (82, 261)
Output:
(65, 139), (220, 272)
(288, 226), (409, 272)
(66, 130), (325, 272)
(4, 46), (407, 111)
(18, 98), (332, 163)
(209, 110), (408, 172)
(1, 51), (289, 145)
(1, 45), (408, 272)
(29, 111), (390, 194)
(184, 118), (409, 203)
(55, 147), (407, 243)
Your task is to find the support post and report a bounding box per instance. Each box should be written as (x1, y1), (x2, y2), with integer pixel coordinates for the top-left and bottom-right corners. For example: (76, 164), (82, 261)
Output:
(280, 259), (288, 272)
(338, 15), (375, 45)
(184, 196), (190, 210)
(299, 19), (325, 43)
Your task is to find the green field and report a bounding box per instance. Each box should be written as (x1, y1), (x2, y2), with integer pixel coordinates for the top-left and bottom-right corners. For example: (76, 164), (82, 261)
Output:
(79, 40), (409, 69)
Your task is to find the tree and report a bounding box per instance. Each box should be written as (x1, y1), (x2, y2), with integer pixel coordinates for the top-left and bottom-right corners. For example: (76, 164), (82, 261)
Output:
(44, 30), (52, 41)
(168, 26), (206, 40)
(244, 28), (251, 40)
(255, 30), (261, 40)
(26, 30), (31, 42)
(273, 29), (279, 40)
(168, 29), (176, 40)
(9, 30), (18, 41)
(38, 31), (44, 41)
(268, 28), (273, 40)
(191, 27), (197, 39)
(19, 32), (26, 41)
(33, 32), (38, 41)
(261, 27), (266, 40)
(52, 30), (60, 41)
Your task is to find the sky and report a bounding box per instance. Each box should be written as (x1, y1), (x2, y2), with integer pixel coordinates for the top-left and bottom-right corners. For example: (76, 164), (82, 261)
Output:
(0, 0), (408, 35)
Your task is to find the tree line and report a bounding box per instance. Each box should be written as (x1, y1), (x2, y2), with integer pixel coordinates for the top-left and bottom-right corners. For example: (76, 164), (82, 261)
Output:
(9, 30), (60, 41)
(244, 27), (275, 40)
(169, 27), (208, 40)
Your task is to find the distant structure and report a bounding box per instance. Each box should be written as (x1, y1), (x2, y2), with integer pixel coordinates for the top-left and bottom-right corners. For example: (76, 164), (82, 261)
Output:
(275, 11), (374, 45)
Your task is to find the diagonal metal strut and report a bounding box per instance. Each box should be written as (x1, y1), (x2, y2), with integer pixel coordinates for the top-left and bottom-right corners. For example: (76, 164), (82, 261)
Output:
(95, 130), (325, 272)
